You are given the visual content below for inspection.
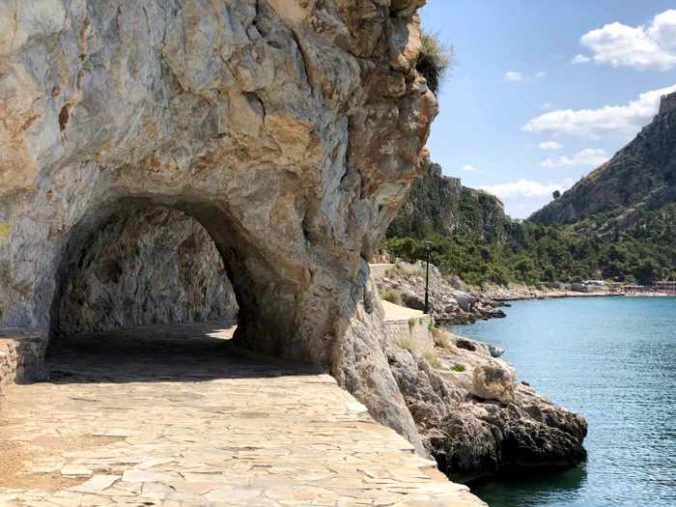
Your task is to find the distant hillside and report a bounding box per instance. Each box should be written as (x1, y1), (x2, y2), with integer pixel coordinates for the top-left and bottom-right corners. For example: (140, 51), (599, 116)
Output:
(530, 91), (676, 230)
(388, 156), (509, 243)
(386, 107), (676, 286)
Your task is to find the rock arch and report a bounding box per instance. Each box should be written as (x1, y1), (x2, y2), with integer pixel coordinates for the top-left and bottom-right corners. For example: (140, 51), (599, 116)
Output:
(0, 0), (434, 451)
(45, 194), (315, 361)
(49, 202), (239, 340)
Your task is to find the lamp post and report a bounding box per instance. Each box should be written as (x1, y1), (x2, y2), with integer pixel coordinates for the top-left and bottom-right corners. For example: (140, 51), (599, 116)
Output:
(423, 241), (431, 314)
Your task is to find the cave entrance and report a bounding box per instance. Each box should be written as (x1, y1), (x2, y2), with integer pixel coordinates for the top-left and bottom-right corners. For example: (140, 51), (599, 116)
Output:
(46, 201), (250, 380)
(53, 205), (238, 338)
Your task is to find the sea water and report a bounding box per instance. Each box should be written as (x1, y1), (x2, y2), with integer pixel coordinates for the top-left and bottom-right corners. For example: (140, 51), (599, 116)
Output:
(452, 297), (676, 507)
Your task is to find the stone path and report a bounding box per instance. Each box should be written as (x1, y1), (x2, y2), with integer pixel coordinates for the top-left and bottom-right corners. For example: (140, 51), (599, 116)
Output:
(0, 324), (483, 506)
(381, 301), (426, 322)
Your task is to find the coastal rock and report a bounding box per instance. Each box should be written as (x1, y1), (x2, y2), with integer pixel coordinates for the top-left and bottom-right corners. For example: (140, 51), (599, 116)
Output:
(470, 361), (516, 405)
(437, 384), (588, 482)
(455, 337), (503, 358)
(453, 291), (476, 312)
(387, 327), (587, 483)
(376, 262), (504, 324)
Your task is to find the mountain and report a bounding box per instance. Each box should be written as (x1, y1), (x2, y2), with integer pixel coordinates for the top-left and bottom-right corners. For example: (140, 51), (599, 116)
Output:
(530, 91), (676, 230)
(386, 95), (676, 285)
(388, 155), (510, 244)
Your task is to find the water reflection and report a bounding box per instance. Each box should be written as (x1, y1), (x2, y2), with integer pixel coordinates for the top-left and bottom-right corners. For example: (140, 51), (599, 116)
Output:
(474, 465), (587, 507)
(454, 297), (676, 507)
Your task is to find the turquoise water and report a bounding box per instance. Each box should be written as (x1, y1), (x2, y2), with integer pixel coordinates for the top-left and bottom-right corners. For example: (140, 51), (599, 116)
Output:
(452, 297), (676, 507)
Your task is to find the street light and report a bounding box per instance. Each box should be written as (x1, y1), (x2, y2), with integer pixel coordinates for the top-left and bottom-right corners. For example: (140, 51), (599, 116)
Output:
(423, 241), (431, 314)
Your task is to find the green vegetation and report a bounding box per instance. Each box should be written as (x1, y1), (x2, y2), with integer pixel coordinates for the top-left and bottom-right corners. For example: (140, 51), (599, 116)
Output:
(380, 287), (402, 305)
(423, 351), (441, 368)
(450, 363), (466, 373)
(430, 326), (450, 348)
(417, 32), (452, 95)
(386, 203), (676, 286)
(408, 317), (417, 329)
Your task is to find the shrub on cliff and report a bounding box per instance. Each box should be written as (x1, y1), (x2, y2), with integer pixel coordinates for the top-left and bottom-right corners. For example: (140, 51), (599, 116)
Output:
(417, 32), (452, 94)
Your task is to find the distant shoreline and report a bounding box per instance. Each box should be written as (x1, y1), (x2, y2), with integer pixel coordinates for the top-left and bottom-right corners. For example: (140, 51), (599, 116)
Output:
(493, 291), (620, 302)
(484, 286), (676, 302)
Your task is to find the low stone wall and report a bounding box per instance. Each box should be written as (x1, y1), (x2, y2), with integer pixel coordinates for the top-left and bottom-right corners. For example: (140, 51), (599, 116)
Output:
(0, 334), (46, 397)
(381, 301), (435, 354)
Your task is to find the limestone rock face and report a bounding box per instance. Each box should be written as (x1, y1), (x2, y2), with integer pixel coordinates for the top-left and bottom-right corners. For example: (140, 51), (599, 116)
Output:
(0, 0), (434, 350)
(0, 0), (436, 449)
(530, 90), (676, 227)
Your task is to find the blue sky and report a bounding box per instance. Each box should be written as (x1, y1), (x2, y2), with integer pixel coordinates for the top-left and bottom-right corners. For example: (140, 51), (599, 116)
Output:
(420, 1), (676, 218)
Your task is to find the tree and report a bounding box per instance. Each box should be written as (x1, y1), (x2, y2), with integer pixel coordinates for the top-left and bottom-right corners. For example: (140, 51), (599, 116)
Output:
(552, 190), (561, 199)
(634, 261), (657, 285)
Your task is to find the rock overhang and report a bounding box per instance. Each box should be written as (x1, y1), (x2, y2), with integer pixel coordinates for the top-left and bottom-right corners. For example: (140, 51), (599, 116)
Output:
(0, 0), (436, 365)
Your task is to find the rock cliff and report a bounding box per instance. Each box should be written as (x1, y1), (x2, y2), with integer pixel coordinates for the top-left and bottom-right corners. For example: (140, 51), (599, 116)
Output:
(530, 91), (676, 228)
(0, 0), (436, 454)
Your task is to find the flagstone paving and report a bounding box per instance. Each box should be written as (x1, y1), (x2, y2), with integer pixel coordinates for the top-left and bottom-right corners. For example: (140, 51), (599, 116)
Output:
(0, 324), (484, 506)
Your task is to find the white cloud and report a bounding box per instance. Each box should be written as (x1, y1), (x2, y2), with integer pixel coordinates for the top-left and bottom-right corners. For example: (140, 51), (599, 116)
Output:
(538, 141), (563, 151)
(479, 179), (573, 199)
(462, 164), (479, 172)
(572, 54), (591, 64)
(523, 84), (676, 138)
(504, 71), (523, 81)
(578, 9), (676, 70)
(504, 70), (547, 82)
(540, 148), (608, 168)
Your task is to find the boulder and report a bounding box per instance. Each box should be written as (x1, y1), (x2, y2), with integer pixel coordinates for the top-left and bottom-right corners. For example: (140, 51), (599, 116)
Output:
(452, 291), (477, 312)
(401, 290), (425, 311)
(470, 361), (516, 405)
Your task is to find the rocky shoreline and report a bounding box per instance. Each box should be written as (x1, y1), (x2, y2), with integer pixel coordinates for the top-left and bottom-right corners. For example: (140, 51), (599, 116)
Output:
(482, 284), (619, 301)
(387, 327), (587, 484)
(373, 263), (588, 484)
(380, 303), (588, 485)
(374, 262), (507, 325)
(374, 262), (631, 326)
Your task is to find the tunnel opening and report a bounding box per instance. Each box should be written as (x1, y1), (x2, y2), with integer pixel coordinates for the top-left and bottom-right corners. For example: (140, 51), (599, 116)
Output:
(52, 205), (238, 339)
(45, 200), (248, 371)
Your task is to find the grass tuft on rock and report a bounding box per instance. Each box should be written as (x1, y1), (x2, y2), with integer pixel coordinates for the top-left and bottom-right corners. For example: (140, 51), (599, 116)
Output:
(396, 337), (417, 353)
(380, 288), (401, 305)
(450, 362), (466, 373)
(431, 326), (450, 348)
(417, 32), (452, 95)
(423, 351), (441, 368)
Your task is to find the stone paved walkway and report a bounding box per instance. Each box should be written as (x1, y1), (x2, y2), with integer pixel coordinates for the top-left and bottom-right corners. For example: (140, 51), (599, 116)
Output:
(0, 324), (483, 506)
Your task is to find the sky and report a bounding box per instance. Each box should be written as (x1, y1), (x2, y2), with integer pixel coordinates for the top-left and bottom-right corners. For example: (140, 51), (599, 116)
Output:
(419, 1), (676, 218)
